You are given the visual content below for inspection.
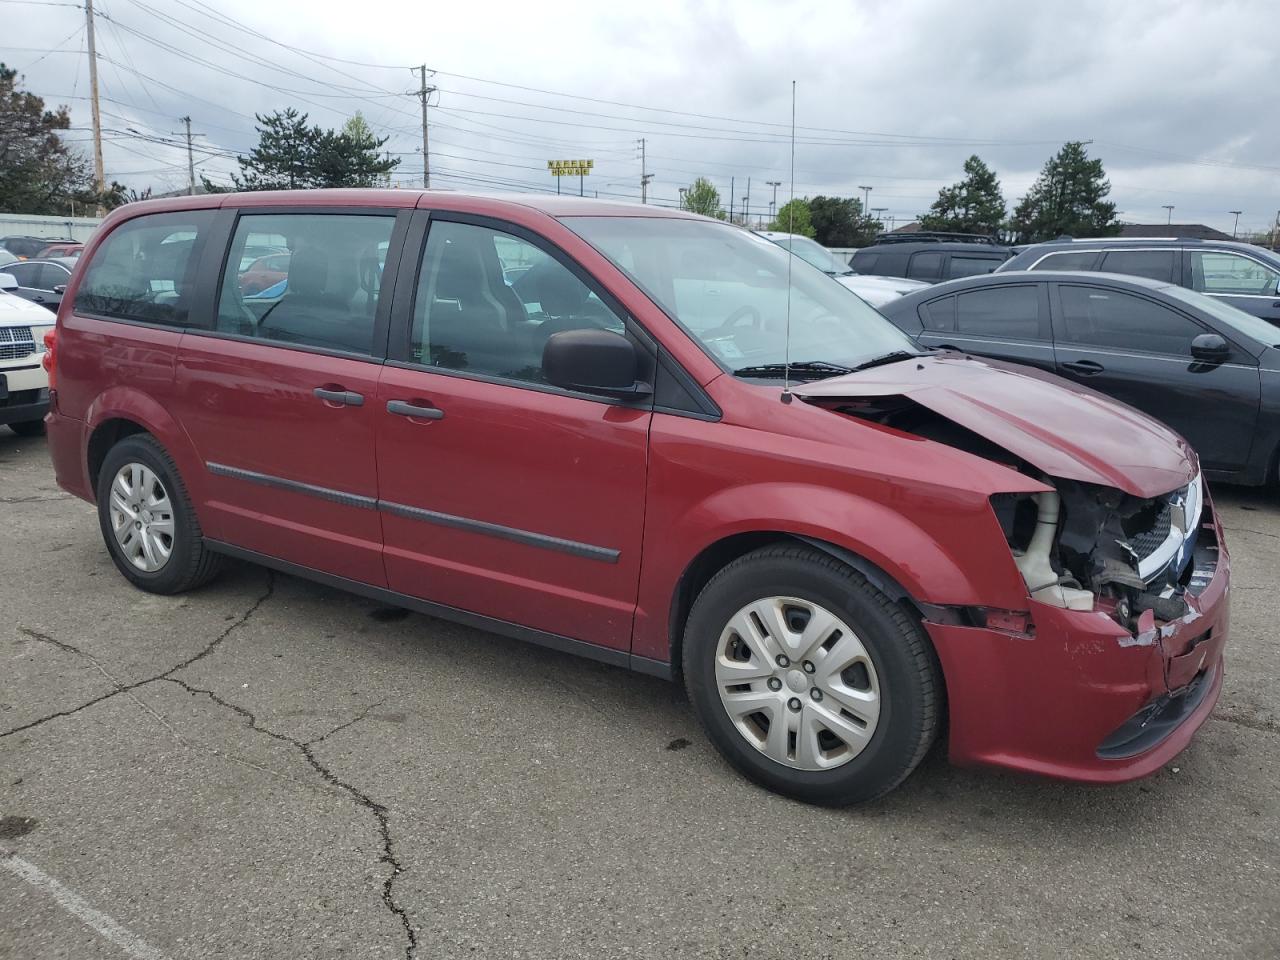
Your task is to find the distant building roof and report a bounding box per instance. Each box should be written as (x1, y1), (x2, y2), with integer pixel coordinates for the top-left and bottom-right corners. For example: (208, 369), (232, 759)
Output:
(889, 221), (921, 234)
(1117, 223), (1234, 241)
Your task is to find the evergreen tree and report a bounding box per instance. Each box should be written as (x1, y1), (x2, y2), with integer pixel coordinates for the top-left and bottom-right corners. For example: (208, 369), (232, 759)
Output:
(808, 195), (878, 247)
(768, 198), (816, 238)
(1011, 141), (1120, 241)
(918, 155), (1006, 235)
(679, 177), (725, 218)
(316, 112), (398, 187)
(232, 109), (319, 191)
(0, 63), (109, 214)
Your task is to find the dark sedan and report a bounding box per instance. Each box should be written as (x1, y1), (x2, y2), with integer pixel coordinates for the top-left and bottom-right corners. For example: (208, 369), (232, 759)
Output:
(879, 270), (1280, 487)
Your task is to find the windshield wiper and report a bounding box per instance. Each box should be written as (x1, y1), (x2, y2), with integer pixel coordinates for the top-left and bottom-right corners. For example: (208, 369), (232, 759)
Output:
(733, 360), (854, 380)
(847, 351), (919, 372)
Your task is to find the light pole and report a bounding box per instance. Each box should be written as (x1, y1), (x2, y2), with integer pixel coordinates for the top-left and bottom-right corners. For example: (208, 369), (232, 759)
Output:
(1163, 205), (1175, 225)
(678, 187), (688, 210)
(1229, 210), (1243, 238)
(858, 185), (872, 215)
(871, 206), (888, 226)
(766, 180), (782, 221)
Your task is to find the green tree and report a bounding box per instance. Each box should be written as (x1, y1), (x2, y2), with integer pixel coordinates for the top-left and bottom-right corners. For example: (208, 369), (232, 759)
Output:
(769, 197), (816, 238)
(317, 112), (397, 187)
(0, 63), (109, 214)
(1011, 141), (1120, 242)
(919, 155), (1006, 235)
(231, 109), (397, 191)
(679, 176), (725, 218)
(808, 195), (878, 247)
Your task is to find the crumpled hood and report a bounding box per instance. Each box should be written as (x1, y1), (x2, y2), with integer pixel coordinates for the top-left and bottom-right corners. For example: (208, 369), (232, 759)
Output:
(795, 353), (1196, 498)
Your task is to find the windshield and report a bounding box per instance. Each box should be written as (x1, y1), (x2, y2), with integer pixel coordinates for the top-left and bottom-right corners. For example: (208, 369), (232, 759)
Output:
(565, 217), (921, 374)
(1161, 284), (1280, 347)
(768, 234), (847, 274)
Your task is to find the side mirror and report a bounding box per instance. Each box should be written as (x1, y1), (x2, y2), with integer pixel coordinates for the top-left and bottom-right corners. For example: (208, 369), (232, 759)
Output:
(1190, 332), (1230, 364)
(53, 284), (67, 295)
(543, 329), (651, 398)
(0, 273), (17, 292)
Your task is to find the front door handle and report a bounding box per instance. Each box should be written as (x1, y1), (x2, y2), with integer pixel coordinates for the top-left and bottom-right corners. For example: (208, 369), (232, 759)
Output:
(387, 399), (444, 420)
(314, 386), (365, 406)
(1061, 359), (1105, 376)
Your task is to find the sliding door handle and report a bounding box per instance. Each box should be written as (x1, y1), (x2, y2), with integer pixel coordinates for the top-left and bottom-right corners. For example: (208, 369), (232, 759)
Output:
(314, 387), (365, 406)
(387, 399), (444, 420)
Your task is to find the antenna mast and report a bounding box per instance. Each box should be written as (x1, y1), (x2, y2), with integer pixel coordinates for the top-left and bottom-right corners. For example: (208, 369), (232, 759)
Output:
(781, 81), (796, 403)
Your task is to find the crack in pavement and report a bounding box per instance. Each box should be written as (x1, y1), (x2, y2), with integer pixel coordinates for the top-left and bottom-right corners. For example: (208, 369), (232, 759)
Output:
(1211, 710), (1280, 735)
(0, 494), (73, 504)
(1, 571), (275, 740)
(164, 677), (417, 960)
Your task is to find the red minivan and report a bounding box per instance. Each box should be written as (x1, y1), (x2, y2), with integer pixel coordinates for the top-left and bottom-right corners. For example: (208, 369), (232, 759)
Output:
(43, 191), (1230, 804)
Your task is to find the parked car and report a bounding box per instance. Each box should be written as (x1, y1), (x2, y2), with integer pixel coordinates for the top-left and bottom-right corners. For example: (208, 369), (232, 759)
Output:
(998, 237), (1280, 324)
(0, 236), (70, 260)
(38, 240), (83, 259)
(45, 192), (1229, 804)
(0, 272), (55, 435)
(237, 251), (291, 296)
(0, 257), (78, 313)
(849, 233), (1013, 283)
(878, 270), (1280, 487)
(756, 231), (929, 306)
(0, 249), (19, 269)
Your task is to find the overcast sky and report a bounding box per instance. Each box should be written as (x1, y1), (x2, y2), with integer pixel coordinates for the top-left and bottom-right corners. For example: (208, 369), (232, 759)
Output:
(5, 0), (1277, 235)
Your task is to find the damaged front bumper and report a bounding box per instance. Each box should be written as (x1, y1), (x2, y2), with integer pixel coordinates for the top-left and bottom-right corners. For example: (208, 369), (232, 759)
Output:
(923, 491), (1229, 783)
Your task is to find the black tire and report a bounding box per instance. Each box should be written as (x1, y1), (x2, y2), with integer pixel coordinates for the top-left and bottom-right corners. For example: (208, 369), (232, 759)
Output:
(682, 544), (941, 805)
(96, 434), (223, 594)
(9, 419), (45, 437)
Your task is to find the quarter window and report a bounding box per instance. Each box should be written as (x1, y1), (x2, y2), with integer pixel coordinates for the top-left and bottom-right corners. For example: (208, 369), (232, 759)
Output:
(74, 211), (215, 326)
(215, 213), (395, 356)
(948, 255), (1005, 279)
(954, 286), (1041, 339)
(411, 220), (623, 384)
(1058, 286), (1204, 356)
(1098, 250), (1178, 283)
(1029, 250), (1099, 272)
(1191, 251), (1280, 296)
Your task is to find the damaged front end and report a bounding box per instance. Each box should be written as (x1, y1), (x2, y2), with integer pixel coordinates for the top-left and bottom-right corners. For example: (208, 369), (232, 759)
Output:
(992, 472), (1208, 635)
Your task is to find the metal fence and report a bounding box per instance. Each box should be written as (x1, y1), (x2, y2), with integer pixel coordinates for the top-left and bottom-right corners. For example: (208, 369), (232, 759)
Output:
(0, 213), (103, 242)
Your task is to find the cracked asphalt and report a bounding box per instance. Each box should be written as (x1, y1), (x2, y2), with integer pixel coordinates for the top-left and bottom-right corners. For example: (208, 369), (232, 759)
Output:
(2, 429), (1278, 960)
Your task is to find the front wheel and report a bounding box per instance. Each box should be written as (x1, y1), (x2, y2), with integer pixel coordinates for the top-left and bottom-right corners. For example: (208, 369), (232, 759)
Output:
(682, 545), (941, 805)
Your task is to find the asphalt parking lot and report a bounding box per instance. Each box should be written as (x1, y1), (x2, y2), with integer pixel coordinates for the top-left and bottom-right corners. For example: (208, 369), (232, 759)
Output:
(1, 429), (1277, 960)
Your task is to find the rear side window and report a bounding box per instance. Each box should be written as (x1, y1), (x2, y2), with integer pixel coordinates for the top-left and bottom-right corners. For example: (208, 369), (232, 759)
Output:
(919, 296), (956, 332)
(1058, 286), (1204, 356)
(5, 261), (41, 287)
(850, 252), (879, 274)
(907, 251), (944, 281)
(75, 211), (215, 326)
(954, 286), (1041, 339)
(948, 255), (1004, 279)
(1029, 250), (1099, 272)
(411, 220), (624, 385)
(1098, 250), (1178, 283)
(215, 213), (395, 356)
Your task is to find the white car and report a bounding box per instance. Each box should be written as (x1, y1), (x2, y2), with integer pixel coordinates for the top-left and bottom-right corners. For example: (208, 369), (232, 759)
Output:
(0, 271), (55, 437)
(756, 231), (929, 307)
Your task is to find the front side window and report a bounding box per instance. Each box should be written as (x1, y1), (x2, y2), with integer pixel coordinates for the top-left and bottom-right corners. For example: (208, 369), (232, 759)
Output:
(565, 216), (919, 373)
(215, 213), (394, 356)
(411, 220), (624, 384)
(1058, 286), (1204, 356)
(955, 286), (1042, 339)
(1099, 250), (1178, 283)
(1191, 251), (1280, 296)
(75, 211), (215, 326)
(1029, 250), (1099, 272)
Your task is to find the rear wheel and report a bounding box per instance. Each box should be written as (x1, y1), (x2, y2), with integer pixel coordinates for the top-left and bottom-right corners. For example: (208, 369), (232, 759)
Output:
(9, 420), (45, 437)
(682, 544), (941, 805)
(96, 434), (222, 594)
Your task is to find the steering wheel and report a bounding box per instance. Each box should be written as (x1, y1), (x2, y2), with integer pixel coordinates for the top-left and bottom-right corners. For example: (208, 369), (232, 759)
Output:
(704, 305), (764, 340)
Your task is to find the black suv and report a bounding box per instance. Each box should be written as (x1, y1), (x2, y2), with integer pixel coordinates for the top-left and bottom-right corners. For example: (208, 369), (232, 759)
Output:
(998, 237), (1280, 324)
(0, 236), (75, 259)
(848, 232), (1013, 283)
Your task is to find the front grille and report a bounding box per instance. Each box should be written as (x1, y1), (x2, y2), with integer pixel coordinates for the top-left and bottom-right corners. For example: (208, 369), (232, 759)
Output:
(1129, 501), (1173, 561)
(0, 326), (35, 361)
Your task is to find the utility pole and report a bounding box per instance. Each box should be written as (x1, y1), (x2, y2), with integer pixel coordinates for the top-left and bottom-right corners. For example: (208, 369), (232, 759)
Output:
(1229, 210), (1243, 239)
(637, 138), (653, 204)
(416, 66), (436, 189)
(1271, 210), (1280, 251)
(180, 116), (195, 195)
(858, 185), (872, 215)
(729, 177), (734, 224)
(84, 0), (105, 201)
(1163, 204), (1175, 225)
(766, 180), (781, 221)
(872, 206), (888, 227)
(743, 177), (751, 226)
